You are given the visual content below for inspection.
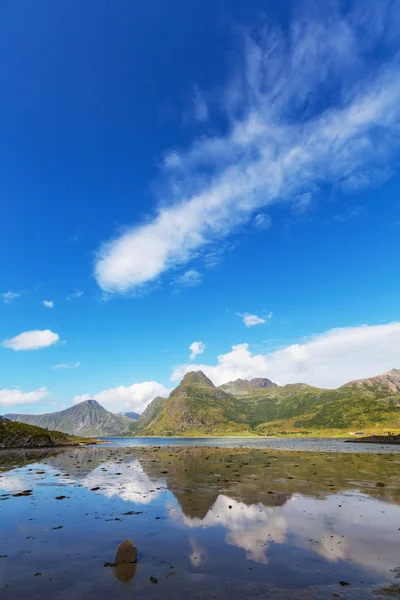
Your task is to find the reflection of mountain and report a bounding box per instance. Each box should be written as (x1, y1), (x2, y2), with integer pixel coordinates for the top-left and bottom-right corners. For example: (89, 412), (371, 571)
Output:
(134, 446), (400, 513)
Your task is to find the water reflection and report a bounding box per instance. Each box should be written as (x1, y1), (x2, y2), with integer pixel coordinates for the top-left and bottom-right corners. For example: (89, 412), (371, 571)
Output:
(0, 445), (399, 599)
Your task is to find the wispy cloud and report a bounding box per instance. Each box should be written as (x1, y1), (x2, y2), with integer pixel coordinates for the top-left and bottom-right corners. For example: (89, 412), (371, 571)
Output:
(53, 361), (80, 370)
(189, 341), (206, 360)
(2, 330), (59, 351)
(42, 300), (54, 308)
(238, 312), (272, 327)
(66, 290), (84, 300)
(171, 322), (400, 389)
(0, 386), (50, 406)
(252, 213), (271, 230)
(1, 291), (20, 304)
(172, 270), (203, 288)
(94, 1), (400, 294)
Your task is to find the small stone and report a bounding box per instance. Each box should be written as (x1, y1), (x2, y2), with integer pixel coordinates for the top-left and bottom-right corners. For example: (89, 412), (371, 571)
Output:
(115, 540), (137, 565)
(150, 575), (158, 584)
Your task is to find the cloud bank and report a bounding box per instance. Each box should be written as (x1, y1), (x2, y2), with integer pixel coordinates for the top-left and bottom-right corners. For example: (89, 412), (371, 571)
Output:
(2, 330), (59, 351)
(0, 386), (50, 406)
(171, 322), (400, 389)
(94, 1), (400, 293)
(74, 380), (170, 414)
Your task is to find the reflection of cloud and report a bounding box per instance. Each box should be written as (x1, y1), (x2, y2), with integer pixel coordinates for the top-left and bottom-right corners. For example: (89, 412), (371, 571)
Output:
(176, 494), (287, 563)
(171, 491), (400, 573)
(0, 475), (26, 492)
(318, 533), (347, 562)
(284, 494), (400, 574)
(189, 538), (208, 567)
(80, 459), (162, 504)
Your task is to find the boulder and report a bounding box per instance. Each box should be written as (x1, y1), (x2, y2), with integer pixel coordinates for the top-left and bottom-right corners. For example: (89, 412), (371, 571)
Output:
(115, 540), (137, 565)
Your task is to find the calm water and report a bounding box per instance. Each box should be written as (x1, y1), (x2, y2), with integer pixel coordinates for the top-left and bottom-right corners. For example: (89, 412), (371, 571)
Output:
(1, 443), (400, 599)
(102, 436), (400, 453)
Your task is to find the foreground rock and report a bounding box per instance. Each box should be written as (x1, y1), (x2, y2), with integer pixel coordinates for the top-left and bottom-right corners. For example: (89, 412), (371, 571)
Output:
(115, 540), (137, 565)
(0, 419), (100, 449)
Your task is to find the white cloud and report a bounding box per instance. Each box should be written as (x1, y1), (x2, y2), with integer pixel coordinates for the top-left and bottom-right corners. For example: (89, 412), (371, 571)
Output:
(172, 269), (202, 288)
(1, 291), (20, 304)
(253, 213), (271, 230)
(2, 329), (59, 351)
(73, 381), (170, 414)
(0, 386), (50, 406)
(53, 361), (80, 370)
(239, 312), (272, 327)
(189, 341), (206, 360)
(171, 322), (400, 389)
(43, 300), (54, 308)
(94, 2), (400, 294)
(66, 290), (84, 300)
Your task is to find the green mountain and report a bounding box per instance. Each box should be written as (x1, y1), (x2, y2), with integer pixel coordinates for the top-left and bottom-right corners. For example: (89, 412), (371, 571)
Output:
(134, 396), (167, 432)
(5, 399), (136, 437)
(134, 368), (400, 436)
(0, 419), (96, 448)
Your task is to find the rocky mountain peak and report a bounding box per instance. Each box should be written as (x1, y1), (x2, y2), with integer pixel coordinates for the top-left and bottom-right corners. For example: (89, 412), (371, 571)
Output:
(342, 367), (400, 393)
(248, 377), (278, 389)
(74, 399), (103, 409)
(180, 371), (215, 387)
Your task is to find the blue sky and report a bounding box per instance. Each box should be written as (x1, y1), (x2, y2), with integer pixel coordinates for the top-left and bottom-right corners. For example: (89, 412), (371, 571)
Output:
(1, 0), (400, 415)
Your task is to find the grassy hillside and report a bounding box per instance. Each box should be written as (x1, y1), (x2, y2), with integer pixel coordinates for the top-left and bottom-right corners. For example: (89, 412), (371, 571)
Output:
(0, 419), (98, 449)
(140, 373), (252, 436)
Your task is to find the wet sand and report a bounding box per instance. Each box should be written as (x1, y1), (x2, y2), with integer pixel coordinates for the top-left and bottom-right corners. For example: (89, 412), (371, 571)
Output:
(1, 445), (400, 599)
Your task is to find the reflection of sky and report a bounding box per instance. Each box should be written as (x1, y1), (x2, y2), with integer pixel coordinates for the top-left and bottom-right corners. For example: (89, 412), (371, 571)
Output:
(79, 458), (163, 504)
(172, 491), (400, 574)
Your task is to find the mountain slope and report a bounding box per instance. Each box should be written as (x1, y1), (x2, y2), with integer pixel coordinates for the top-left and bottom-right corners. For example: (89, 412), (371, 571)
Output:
(140, 372), (251, 436)
(6, 400), (136, 437)
(134, 396), (168, 432)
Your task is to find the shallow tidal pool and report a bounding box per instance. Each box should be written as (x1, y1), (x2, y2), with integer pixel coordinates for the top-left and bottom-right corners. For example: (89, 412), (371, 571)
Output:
(1, 444), (400, 599)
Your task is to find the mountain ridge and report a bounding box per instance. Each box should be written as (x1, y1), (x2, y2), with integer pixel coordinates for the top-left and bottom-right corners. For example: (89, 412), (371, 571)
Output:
(4, 368), (400, 437)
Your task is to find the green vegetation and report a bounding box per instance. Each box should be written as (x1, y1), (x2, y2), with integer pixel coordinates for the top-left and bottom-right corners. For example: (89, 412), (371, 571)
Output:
(134, 368), (400, 437)
(0, 419), (98, 448)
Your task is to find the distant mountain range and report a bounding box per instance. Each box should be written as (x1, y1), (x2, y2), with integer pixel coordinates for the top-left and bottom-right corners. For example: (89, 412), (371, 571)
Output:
(5, 368), (400, 437)
(6, 399), (136, 437)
